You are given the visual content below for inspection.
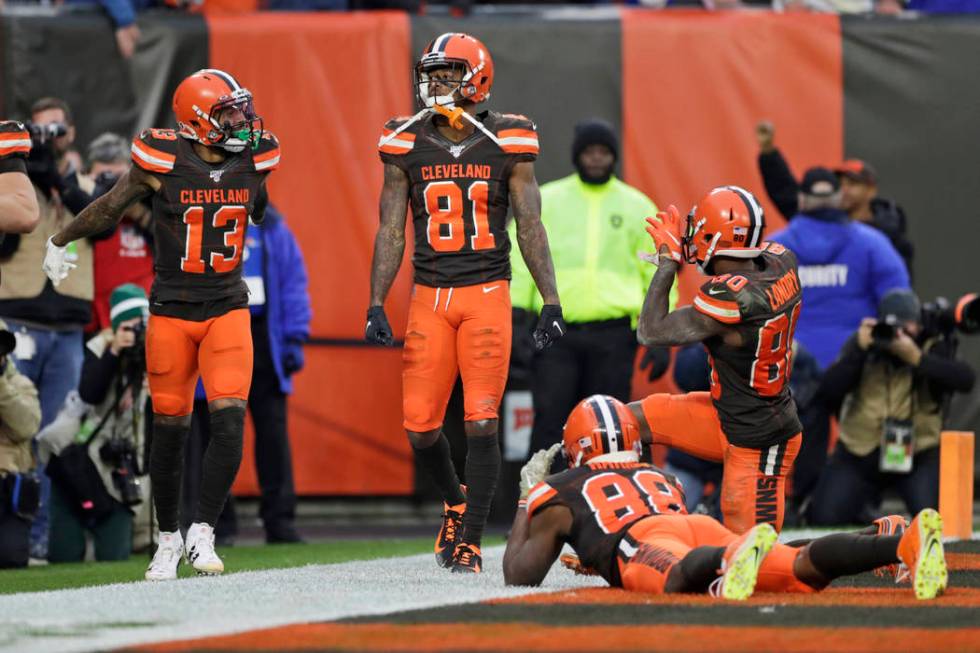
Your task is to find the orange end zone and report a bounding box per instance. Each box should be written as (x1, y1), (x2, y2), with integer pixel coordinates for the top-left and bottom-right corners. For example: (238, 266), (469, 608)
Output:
(138, 624), (980, 653)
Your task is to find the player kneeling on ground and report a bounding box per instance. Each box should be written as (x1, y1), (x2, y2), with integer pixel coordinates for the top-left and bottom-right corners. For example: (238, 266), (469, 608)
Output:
(503, 395), (948, 601)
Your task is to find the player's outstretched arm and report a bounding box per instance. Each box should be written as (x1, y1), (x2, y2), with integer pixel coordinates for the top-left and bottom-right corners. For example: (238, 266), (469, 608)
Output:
(369, 163), (410, 307)
(637, 259), (727, 346)
(51, 166), (158, 246)
(510, 162), (558, 305)
(503, 504), (569, 587)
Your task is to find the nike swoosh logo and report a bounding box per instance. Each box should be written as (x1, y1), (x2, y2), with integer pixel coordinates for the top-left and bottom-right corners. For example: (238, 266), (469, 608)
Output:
(553, 321), (564, 335)
(482, 285), (500, 294)
(708, 288), (726, 296)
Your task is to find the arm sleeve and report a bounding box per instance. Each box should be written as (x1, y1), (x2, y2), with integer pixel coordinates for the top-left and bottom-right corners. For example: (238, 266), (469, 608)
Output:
(758, 149), (800, 221)
(918, 341), (976, 395)
(276, 218), (313, 342)
(78, 347), (120, 406)
(815, 335), (868, 413)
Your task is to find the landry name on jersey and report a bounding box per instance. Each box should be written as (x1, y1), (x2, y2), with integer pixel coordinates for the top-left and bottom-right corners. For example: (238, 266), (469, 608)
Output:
(692, 242), (804, 448)
(378, 111), (538, 288)
(527, 462), (686, 587)
(131, 128), (280, 317)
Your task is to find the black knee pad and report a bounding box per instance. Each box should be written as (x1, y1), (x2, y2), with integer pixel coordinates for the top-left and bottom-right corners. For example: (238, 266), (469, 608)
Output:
(208, 406), (246, 467)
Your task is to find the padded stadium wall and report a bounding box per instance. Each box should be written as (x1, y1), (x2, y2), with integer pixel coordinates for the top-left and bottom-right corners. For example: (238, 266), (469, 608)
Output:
(1, 10), (976, 495)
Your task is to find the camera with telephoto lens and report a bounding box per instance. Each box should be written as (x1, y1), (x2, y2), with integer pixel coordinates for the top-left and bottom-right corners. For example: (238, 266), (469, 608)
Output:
(922, 293), (980, 338)
(98, 437), (143, 506)
(119, 320), (147, 387)
(871, 319), (898, 345)
(26, 121), (68, 146)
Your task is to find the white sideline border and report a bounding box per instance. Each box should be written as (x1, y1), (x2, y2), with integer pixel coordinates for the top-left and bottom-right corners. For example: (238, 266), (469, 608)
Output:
(0, 545), (603, 653)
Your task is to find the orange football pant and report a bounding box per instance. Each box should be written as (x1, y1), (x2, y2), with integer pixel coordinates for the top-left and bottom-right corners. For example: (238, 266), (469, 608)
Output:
(402, 282), (511, 432)
(146, 309), (253, 416)
(639, 392), (801, 534)
(616, 514), (815, 595)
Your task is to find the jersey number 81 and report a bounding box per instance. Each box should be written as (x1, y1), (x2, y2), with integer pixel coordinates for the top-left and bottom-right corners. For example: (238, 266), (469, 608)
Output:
(424, 181), (495, 253)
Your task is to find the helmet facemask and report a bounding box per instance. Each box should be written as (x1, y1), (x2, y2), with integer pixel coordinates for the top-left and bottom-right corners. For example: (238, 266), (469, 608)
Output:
(188, 89), (262, 153)
(415, 58), (480, 111)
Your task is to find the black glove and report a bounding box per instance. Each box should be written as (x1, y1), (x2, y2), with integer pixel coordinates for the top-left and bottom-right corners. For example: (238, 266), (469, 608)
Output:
(639, 346), (670, 382)
(365, 306), (394, 346)
(533, 304), (566, 350)
(282, 339), (305, 375)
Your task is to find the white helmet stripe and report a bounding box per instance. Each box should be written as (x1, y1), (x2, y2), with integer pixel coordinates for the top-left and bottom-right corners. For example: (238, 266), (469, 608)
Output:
(201, 68), (241, 92)
(432, 32), (454, 54)
(591, 395), (620, 453)
(724, 185), (765, 248)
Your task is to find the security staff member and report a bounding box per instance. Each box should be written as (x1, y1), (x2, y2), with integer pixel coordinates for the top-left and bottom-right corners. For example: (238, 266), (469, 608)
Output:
(509, 119), (677, 457)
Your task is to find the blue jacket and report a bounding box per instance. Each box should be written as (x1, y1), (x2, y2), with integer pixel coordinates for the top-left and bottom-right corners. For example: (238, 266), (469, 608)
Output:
(770, 209), (909, 369)
(195, 205), (311, 400)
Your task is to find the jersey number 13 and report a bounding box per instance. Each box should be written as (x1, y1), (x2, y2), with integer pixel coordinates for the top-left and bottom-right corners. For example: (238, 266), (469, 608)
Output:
(180, 205), (247, 274)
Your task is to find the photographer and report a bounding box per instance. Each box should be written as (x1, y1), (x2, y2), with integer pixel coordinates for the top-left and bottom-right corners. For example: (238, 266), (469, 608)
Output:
(41, 284), (149, 562)
(0, 97), (95, 560)
(0, 319), (42, 568)
(808, 289), (975, 525)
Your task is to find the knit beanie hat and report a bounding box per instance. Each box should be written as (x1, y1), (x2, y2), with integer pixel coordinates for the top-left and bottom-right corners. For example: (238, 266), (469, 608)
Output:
(571, 119), (619, 165)
(110, 283), (149, 331)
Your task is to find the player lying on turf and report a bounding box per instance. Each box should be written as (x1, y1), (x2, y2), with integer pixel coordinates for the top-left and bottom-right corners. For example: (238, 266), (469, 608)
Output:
(502, 395), (948, 601)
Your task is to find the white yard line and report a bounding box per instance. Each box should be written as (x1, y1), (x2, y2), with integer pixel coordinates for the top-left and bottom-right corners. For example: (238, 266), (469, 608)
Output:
(0, 545), (603, 653)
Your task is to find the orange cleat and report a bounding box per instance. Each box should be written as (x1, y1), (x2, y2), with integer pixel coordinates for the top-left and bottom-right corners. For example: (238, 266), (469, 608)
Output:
(868, 515), (908, 579)
(897, 509), (947, 600)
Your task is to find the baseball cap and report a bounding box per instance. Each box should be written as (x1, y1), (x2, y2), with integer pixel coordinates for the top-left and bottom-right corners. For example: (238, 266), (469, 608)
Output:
(834, 159), (877, 185)
(800, 166), (840, 197)
(878, 288), (921, 324)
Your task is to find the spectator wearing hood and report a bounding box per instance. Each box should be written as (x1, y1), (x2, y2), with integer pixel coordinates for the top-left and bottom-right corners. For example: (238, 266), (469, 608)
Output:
(509, 119), (676, 462)
(755, 121), (914, 277)
(769, 167), (909, 370)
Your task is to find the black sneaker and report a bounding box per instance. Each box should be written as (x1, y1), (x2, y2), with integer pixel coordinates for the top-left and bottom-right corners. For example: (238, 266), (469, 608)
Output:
(266, 524), (304, 544)
(450, 543), (482, 574)
(435, 500), (465, 568)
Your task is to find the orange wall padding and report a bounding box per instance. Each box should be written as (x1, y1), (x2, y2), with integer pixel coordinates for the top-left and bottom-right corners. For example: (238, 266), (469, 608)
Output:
(622, 10), (843, 309)
(208, 13), (414, 495)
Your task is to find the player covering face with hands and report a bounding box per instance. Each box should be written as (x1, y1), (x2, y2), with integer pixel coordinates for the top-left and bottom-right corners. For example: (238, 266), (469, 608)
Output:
(504, 395), (948, 601)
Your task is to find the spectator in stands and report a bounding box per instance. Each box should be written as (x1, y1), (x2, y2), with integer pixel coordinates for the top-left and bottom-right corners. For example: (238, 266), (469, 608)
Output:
(63, 0), (143, 58)
(83, 133), (154, 334)
(808, 289), (975, 525)
(0, 320), (42, 568)
(510, 119), (674, 461)
(755, 121), (914, 277)
(769, 167), (909, 370)
(183, 204), (311, 544)
(0, 97), (94, 561)
(38, 284), (151, 562)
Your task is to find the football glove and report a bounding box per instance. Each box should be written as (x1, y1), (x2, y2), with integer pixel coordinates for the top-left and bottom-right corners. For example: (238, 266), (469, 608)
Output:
(639, 346), (670, 382)
(519, 442), (562, 500)
(282, 339), (305, 375)
(560, 553), (600, 577)
(365, 306), (394, 346)
(533, 304), (566, 350)
(645, 204), (684, 264)
(42, 236), (75, 286)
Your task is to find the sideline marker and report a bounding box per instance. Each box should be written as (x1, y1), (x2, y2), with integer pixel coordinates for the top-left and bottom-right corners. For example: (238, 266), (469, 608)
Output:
(939, 431), (974, 539)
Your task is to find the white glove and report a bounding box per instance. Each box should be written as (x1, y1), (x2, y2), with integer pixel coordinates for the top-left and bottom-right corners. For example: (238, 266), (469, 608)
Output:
(42, 236), (76, 286)
(519, 442), (562, 500)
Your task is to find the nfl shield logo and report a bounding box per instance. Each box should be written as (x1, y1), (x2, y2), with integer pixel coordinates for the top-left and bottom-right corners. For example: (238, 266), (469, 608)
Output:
(210, 169), (225, 183)
(449, 145), (465, 159)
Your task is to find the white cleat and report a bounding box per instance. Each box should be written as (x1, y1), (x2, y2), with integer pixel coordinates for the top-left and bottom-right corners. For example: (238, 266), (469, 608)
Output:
(145, 531), (184, 581)
(185, 522), (225, 576)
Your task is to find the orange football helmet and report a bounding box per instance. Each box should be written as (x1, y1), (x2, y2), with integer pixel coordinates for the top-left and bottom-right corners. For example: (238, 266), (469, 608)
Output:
(683, 185), (766, 274)
(562, 395), (642, 468)
(172, 69), (262, 153)
(415, 33), (494, 109)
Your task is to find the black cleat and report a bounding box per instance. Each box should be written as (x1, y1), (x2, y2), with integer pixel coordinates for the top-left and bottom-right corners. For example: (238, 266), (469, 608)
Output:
(450, 543), (482, 574)
(435, 500), (465, 568)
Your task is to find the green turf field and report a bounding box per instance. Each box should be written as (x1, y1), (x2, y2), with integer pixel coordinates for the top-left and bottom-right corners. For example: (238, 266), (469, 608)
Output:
(0, 538), (429, 595)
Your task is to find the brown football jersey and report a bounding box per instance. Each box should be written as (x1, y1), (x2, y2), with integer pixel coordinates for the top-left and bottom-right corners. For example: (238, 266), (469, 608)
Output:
(378, 111), (538, 288)
(131, 128), (280, 320)
(692, 242), (804, 448)
(527, 461), (686, 587)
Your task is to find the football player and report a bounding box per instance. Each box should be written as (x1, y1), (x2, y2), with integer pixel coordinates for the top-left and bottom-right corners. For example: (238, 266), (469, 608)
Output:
(630, 186), (802, 534)
(504, 395), (948, 601)
(42, 69), (280, 580)
(367, 33), (564, 573)
(0, 120), (40, 235)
